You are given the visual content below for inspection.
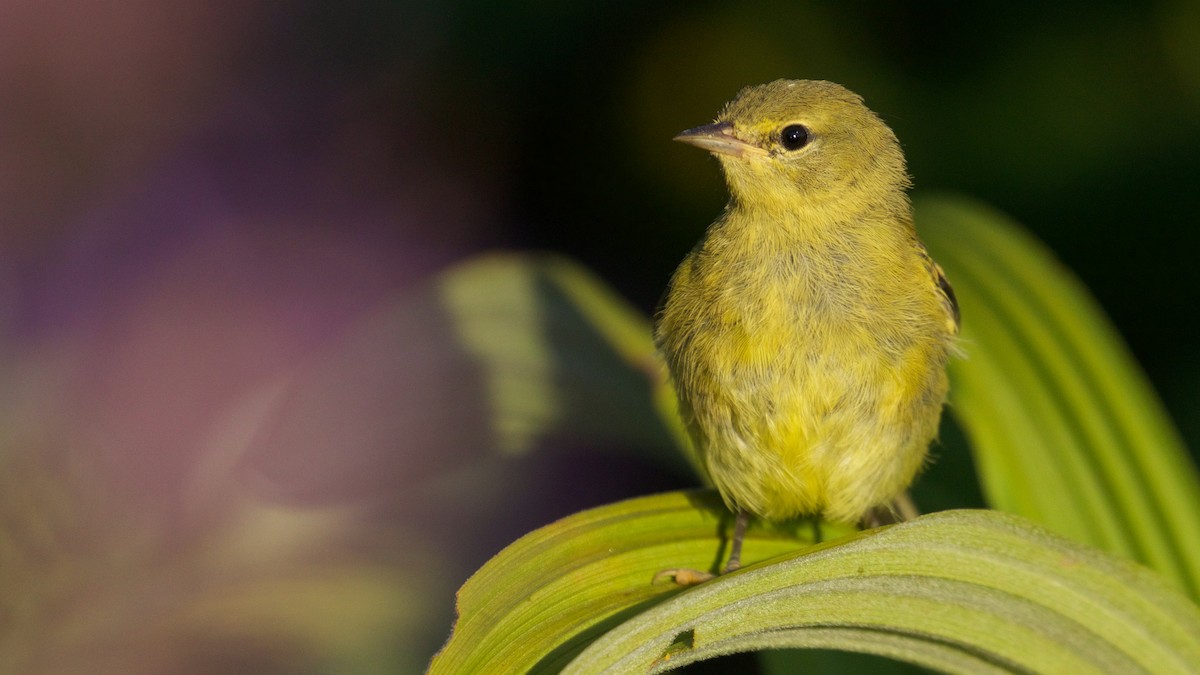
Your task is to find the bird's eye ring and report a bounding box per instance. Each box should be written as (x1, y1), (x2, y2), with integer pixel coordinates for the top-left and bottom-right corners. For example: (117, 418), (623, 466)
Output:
(780, 124), (811, 151)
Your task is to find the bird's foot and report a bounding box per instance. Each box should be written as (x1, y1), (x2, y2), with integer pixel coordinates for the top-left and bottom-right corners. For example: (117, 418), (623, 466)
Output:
(861, 493), (921, 529)
(652, 568), (716, 586)
(654, 510), (750, 586)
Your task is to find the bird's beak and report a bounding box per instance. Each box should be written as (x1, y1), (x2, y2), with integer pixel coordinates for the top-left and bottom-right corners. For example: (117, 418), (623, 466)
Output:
(674, 122), (767, 159)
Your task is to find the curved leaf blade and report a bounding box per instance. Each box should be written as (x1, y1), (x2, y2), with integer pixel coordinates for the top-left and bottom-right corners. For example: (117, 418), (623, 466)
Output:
(566, 509), (1200, 674)
(430, 493), (1200, 675)
(438, 253), (681, 464)
(535, 256), (698, 468)
(428, 491), (848, 674)
(916, 195), (1200, 598)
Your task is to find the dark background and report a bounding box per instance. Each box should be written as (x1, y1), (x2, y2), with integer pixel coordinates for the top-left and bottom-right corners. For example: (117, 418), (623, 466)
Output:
(4, 1), (1198, 672)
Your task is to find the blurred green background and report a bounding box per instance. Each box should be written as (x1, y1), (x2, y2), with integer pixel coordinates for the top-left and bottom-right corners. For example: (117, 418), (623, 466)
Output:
(3, 1), (1199, 672)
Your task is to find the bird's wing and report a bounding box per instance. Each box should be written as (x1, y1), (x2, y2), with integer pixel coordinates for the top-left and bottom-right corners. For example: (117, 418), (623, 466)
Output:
(932, 260), (960, 335)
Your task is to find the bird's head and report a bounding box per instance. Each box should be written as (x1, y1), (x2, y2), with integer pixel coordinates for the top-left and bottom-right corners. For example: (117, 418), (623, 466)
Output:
(676, 80), (910, 214)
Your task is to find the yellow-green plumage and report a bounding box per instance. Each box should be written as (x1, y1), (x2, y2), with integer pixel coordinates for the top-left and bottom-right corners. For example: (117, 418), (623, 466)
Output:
(656, 80), (958, 525)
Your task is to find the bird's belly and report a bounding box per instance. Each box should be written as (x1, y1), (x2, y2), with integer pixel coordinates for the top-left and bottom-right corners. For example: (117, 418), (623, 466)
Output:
(676, 310), (948, 523)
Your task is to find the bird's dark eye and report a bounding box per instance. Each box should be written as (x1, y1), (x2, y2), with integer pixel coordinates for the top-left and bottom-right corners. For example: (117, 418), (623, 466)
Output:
(780, 124), (810, 151)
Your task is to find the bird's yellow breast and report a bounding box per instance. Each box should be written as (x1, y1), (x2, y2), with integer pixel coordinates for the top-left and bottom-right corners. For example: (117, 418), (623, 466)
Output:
(656, 209), (953, 523)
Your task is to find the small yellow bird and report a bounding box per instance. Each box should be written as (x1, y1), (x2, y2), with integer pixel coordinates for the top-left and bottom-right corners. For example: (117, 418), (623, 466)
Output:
(655, 80), (959, 576)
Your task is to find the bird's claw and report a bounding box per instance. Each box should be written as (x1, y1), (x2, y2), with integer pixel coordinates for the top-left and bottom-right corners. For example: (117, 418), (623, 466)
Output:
(652, 568), (716, 586)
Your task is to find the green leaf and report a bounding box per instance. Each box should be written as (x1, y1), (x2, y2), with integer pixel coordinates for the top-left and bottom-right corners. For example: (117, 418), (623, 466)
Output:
(438, 253), (682, 463)
(917, 195), (1200, 598)
(533, 256), (698, 468)
(431, 493), (1200, 674)
(429, 490), (853, 674)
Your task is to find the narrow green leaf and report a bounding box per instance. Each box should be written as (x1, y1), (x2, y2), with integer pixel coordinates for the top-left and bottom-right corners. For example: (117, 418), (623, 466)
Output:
(437, 253), (679, 462)
(566, 509), (1200, 674)
(916, 195), (1200, 598)
(535, 256), (698, 468)
(537, 256), (657, 371)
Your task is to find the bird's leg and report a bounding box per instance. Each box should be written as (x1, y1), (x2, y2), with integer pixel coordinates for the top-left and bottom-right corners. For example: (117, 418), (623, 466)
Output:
(723, 509), (749, 573)
(653, 509), (749, 586)
(861, 492), (920, 529)
(892, 492), (919, 521)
